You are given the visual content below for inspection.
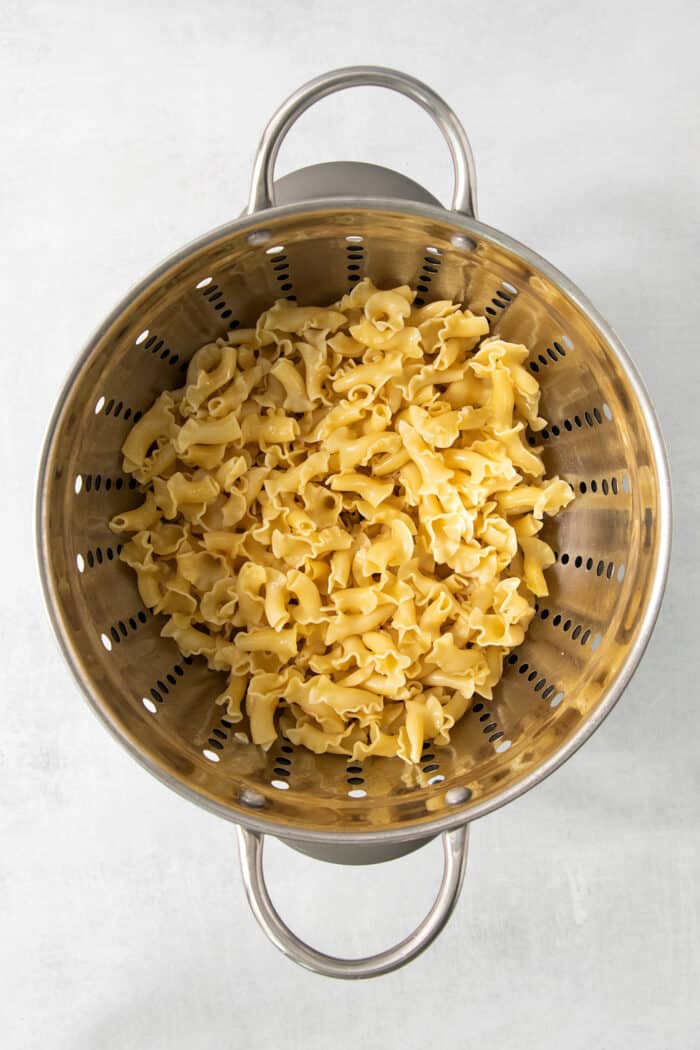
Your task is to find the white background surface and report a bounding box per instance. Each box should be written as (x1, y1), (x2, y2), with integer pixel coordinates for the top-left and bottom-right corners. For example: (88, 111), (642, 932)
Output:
(2, 1), (699, 1047)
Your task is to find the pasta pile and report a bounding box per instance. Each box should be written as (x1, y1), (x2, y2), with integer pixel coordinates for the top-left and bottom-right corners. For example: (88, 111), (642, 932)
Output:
(111, 279), (573, 763)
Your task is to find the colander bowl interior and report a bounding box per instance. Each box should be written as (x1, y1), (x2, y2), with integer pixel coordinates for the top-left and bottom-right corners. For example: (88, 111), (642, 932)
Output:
(37, 200), (670, 843)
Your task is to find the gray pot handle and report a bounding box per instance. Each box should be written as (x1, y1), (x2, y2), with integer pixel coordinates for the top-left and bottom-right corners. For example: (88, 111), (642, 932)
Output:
(236, 824), (469, 979)
(247, 65), (477, 217)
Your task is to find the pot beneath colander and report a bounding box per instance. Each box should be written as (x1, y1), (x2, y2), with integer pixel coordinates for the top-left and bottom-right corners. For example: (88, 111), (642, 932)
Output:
(37, 66), (671, 978)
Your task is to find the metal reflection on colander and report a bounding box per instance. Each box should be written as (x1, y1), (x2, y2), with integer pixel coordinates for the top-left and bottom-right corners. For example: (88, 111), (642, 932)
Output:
(36, 66), (671, 979)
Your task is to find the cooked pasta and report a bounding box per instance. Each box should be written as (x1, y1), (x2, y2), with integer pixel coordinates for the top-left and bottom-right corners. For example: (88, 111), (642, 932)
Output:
(112, 279), (573, 763)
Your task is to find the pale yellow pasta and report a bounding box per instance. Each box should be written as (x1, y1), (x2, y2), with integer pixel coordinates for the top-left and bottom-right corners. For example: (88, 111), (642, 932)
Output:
(111, 278), (573, 764)
(121, 393), (179, 468)
(174, 410), (242, 453)
(182, 344), (239, 413)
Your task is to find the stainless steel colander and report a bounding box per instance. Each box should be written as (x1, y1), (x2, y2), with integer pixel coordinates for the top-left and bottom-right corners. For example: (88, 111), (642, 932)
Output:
(36, 66), (671, 979)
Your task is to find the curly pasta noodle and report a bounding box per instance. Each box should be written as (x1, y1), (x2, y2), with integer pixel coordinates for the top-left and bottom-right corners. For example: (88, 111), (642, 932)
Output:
(111, 279), (573, 763)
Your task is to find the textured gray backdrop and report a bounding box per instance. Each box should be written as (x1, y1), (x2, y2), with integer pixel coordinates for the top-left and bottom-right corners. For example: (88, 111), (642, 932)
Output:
(2, 0), (698, 1047)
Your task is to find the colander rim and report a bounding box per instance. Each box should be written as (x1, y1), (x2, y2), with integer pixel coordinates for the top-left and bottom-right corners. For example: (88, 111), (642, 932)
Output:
(36, 195), (672, 844)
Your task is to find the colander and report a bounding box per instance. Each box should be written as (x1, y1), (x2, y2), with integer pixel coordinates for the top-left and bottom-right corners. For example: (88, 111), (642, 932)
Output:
(36, 66), (671, 979)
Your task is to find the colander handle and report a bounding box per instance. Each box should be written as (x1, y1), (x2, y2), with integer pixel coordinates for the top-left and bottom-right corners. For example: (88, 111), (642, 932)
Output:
(247, 66), (477, 217)
(236, 824), (469, 979)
